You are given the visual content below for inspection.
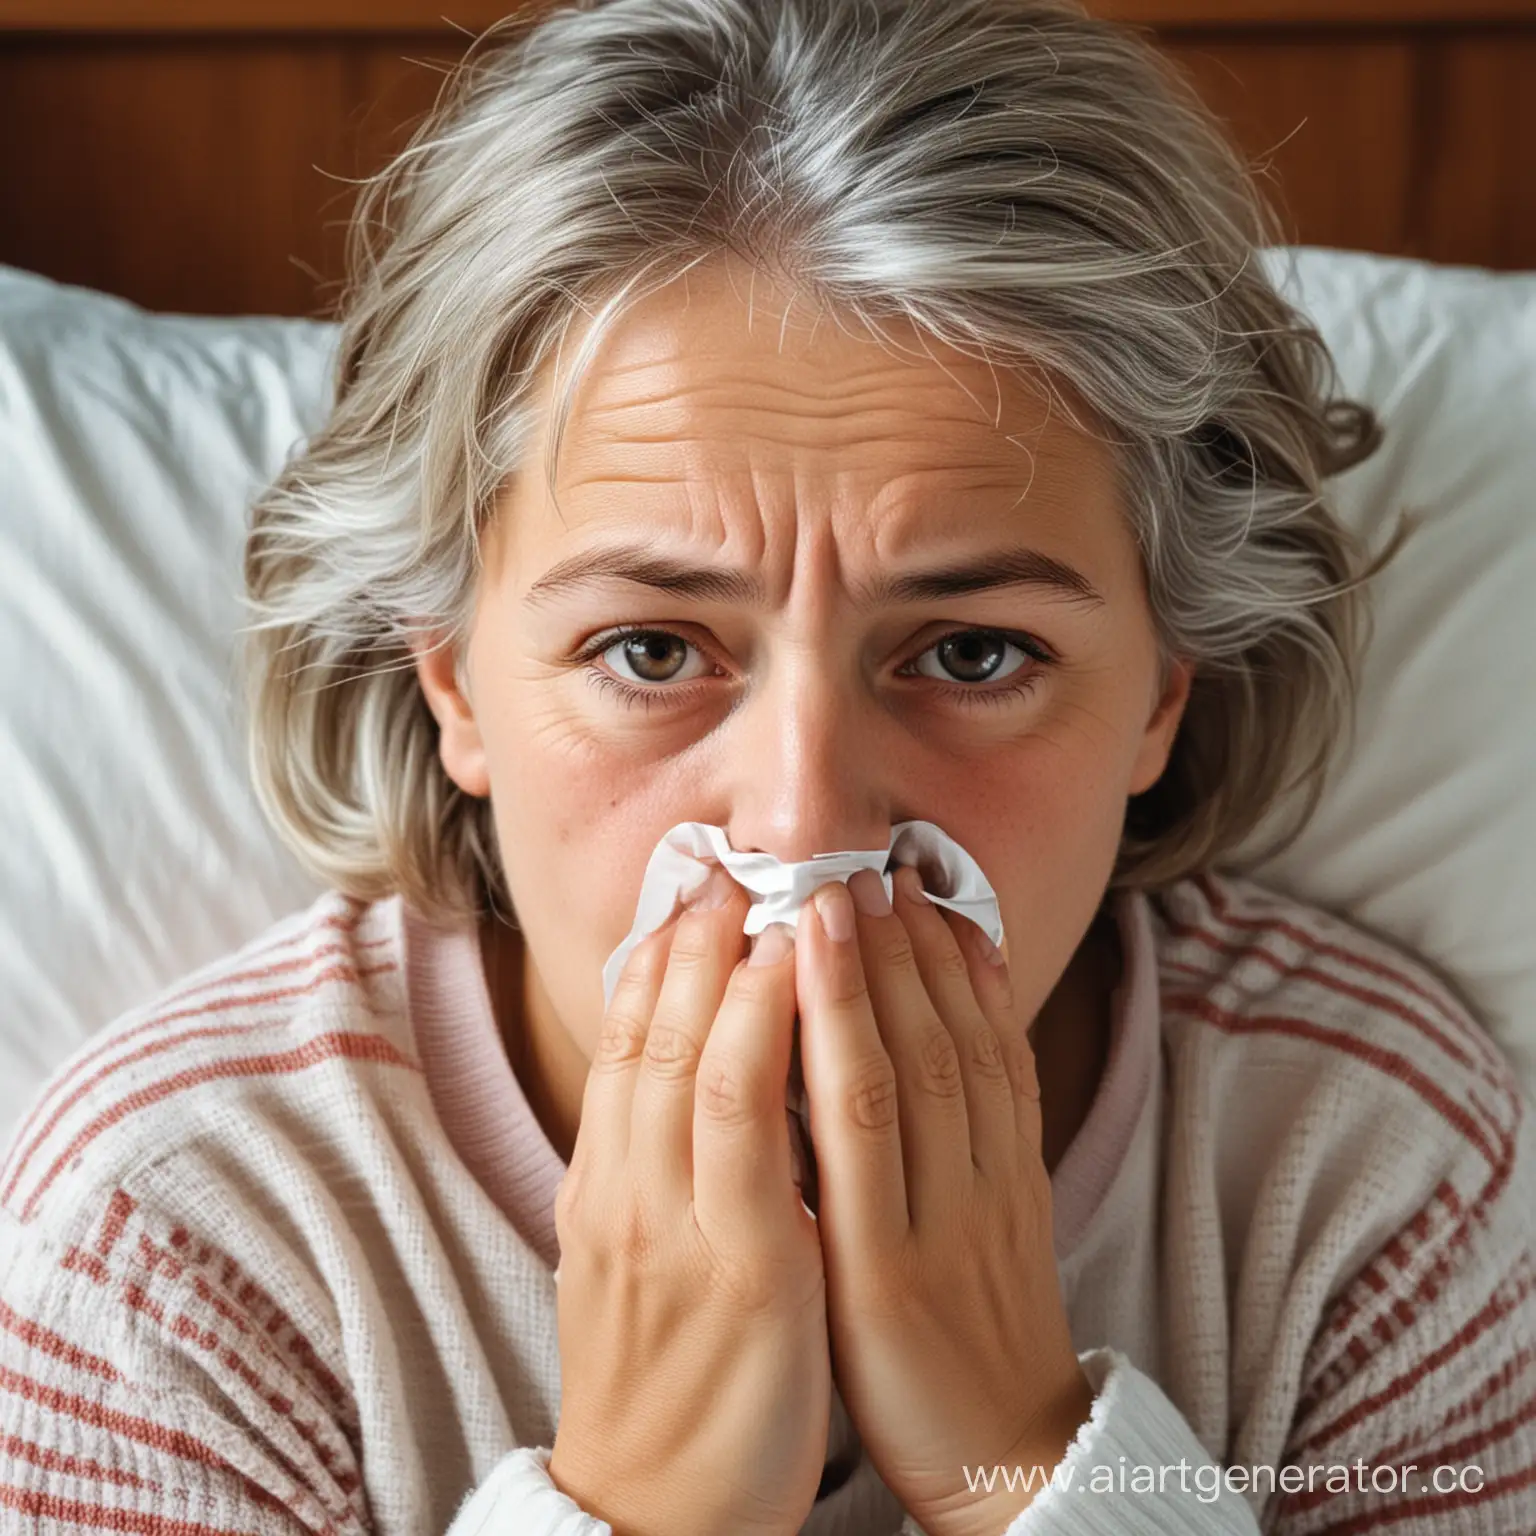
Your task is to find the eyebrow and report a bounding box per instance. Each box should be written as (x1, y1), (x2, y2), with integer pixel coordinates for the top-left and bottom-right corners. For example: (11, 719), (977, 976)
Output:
(523, 544), (1105, 610)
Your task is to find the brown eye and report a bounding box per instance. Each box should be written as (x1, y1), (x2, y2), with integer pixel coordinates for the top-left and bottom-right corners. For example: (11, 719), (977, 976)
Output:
(603, 630), (709, 686)
(916, 630), (1023, 685)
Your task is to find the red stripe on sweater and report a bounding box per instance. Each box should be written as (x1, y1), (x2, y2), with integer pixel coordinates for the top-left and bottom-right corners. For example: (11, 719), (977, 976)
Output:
(0, 1363), (276, 1485)
(1, 1432), (160, 1490)
(152, 947), (396, 1025)
(0, 1483), (257, 1535)
(1412, 1384), (1536, 1474)
(1166, 925), (1507, 1106)
(155, 925), (393, 1016)
(0, 899), (375, 1173)
(19, 1033), (422, 1223)
(96, 1189), (138, 1257)
(62, 1247), (111, 1286)
(174, 1234), (353, 1413)
(0, 1375), (337, 1534)
(0, 1298), (120, 1383)
(1285, 1335), (1536, 1518)
(1189, 873), (1508, 1080)
(1297, 1113), (1519, 1422)
(1295, 1257), (1536, 1457)
(1306, 1457), (1536, 1533)
(147, 1221), (351, 1424)
(182, 1269), (352, 1424)
(1161, 992), (1502, 1168)
(154, 1309), (356, 1520)
(1371, 1345), (1536, 1467)
(2, 963), (399, 1207)
(1320, 1183), (1463, 1346)
(133, 1242), (361, 1503)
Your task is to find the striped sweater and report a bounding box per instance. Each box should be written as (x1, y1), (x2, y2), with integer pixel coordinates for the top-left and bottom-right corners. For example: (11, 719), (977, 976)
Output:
(0, 870), (1530, 1534)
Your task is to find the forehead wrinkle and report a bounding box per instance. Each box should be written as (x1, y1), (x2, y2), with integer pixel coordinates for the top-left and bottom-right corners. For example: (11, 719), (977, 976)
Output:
(572, 352), (1014, 421)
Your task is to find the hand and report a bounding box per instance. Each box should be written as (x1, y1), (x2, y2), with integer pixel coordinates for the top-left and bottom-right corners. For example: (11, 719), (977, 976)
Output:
(548, 868), (829, 1536)
(795, 865), (1094, 1536)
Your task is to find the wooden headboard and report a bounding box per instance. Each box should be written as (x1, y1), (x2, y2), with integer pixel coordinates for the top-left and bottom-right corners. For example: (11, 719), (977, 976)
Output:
(1, 0), (1532, 316)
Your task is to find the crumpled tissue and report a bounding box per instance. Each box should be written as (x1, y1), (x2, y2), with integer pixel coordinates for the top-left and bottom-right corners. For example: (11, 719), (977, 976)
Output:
(600, 819), (1005, 1009)
(596, 820), (1005, 1220)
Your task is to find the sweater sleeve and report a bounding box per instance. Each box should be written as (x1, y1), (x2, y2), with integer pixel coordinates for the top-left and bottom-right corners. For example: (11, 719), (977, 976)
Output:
(0, 1184), (622, 1536)
(0, 1185), (626, 1536)
(1258, 1119), (1536, 1536)
(445, 1447), (612, 1535)
(0, 1183), (371, 1534)
(896, 1348), (1263, 1536)
(901, 1110), (1536, 1536)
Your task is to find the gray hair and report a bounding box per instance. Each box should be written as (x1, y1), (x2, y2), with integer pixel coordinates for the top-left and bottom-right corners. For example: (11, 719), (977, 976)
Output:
(241, 0), (1410, 926)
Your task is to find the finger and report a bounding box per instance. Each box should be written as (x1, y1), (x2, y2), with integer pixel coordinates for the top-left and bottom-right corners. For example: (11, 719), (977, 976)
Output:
(947, 901), (1042, 1156)
(691, 923), (808, 1246)
(844, 868), (972, 1223)
(571, 918), (681, 1195)
(626, 869), (752, 1198)
(1012, 981), (1044, 1161)
(796, 878), (910, 1262)
(892, 864), (1019, 1180)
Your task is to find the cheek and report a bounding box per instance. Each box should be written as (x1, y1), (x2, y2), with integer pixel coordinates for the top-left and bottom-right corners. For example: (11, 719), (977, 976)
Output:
(476, 710), (710, 1042)
(950, 737), (1136, 1010)
(484, 717), (665, 915)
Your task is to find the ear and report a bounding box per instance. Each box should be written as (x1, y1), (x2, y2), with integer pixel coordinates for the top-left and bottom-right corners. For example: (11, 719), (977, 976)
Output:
(409, 628), (491, 799)
(1127, 654), (1194, 797)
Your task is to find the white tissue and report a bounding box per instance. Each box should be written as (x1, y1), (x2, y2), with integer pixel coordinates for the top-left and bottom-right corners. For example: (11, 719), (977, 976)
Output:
(600, 820), (1004, 1009)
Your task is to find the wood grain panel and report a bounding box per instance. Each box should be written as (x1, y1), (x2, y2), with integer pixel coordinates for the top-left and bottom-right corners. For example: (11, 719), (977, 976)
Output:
(1, 6), (1532, 314)
(1416, 33), (1536, 269)
(1163, 38), (1418, 257)
(0, 38), (452, 315)
(6, 0), (1536, 30)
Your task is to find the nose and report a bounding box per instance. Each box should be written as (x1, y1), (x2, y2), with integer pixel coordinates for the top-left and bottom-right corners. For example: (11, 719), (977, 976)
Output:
(720, 647), (900, 863)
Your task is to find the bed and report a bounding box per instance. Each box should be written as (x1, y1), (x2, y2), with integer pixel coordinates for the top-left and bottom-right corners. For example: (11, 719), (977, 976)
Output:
(1, 1), (1534, 1148)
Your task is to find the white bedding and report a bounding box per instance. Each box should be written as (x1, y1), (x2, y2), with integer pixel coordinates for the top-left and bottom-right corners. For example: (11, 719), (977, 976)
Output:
(1, 249), (1533, 1147)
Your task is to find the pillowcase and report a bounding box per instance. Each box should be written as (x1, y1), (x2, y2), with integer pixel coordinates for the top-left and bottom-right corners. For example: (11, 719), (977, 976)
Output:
(0, 267), (331, 1141)
(1238, 249), (1536, 1094)
(0, 247), (1532, 1150)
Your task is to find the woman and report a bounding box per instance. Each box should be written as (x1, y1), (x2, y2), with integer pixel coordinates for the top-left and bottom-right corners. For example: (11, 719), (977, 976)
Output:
(1, 0), (1529, 1531)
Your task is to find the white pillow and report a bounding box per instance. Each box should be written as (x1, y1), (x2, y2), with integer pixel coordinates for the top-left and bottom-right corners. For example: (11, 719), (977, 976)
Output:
(0, 249), (1532, 1153)
(0, 268), (331, 1141)
(1240, 249), (1536, 1094)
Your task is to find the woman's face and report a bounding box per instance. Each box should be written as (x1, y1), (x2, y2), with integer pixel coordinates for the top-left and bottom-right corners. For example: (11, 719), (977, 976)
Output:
(416, 259), (1192, 1059)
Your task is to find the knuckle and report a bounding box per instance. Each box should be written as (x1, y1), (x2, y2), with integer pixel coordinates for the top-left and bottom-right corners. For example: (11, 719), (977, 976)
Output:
(666, 913), (718, 967)
(1013, 1040), (1041, 1101)
(825, 961), (870, 1009)
(873, 928), (917, 974)
(723, 955), (780, 1007)
(592, 1008), (649, 1070)
(695, 1051), (762, 1128)
(917, 1024), (964, 1097)
(969, 1024), (1012, 1082)
(934, 942), (973, 985)
(641, 1020), (703, 1081)
(839, 1056), (899, 1131)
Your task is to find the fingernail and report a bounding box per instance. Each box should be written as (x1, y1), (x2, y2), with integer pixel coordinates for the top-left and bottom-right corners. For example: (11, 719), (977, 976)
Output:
(749, 922), (795, 967)
(686, 866), (735, 911)
(813, 882), (855, 942)
(848, 868), (892, 917)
